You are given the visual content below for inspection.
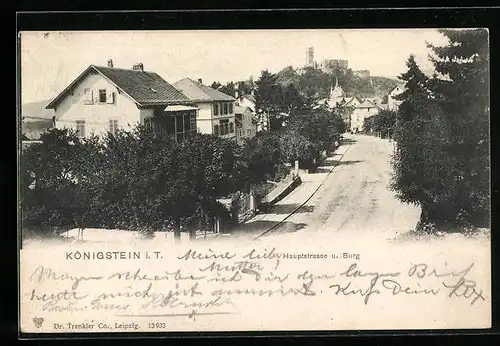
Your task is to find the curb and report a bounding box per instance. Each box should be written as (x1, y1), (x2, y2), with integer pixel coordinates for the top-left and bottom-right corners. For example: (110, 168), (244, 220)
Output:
(253, 142), (352, 240)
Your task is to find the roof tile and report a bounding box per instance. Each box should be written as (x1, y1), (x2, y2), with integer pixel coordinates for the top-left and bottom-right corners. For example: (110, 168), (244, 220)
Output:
(173, 78), (236, 102)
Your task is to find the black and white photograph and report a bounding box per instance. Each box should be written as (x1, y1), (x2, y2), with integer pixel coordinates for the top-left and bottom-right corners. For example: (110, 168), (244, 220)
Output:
(18, 28), (491, 333)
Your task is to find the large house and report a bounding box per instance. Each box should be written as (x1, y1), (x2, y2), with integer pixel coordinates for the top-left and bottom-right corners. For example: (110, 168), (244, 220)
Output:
(46, 60), (198, 141)
(387, 84), (405, 111)
(173, 78), (237, 140)
(350, 99), (381, 133)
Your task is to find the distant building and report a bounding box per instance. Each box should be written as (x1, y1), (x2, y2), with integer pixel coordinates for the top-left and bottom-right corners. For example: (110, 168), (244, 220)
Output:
(234, 106), (257, 145)
(321, 59), (348, 74)
(343, 96), (362, 108)
(21, 99), (55, 140)
(353, 70), (371, 79)
(327, 78), (346, 108)
(350, 100), (381, 133)
(387, 84), (405, 111)
(305, 47), (315, 67)
(46, 60), (196, 141)
(364, 96), (383, 106)
(236, 93), (256, 113)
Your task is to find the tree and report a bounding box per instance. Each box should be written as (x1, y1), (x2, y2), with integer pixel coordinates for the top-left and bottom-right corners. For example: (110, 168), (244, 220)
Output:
(281, 84), (304, 114)
(21, 125), (254, 239)
(219, 82), (236, 97)
(298, 67), (330, 100)
(428, 28), (490, 228)
(364, 110), (397, 138)
(287, 107), (345, 153)
(255, 70), (283, 131)
(394, 54), (431, 122)
(277, 130), (319, 169)
(276, 66), (300, 88)
(391, 29), (490, 233)
(211, 81), (222, 90)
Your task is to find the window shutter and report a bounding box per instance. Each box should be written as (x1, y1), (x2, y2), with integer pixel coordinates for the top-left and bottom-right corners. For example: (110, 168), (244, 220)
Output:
(84, 89), (93, 104)
(106, 91), (115, 104)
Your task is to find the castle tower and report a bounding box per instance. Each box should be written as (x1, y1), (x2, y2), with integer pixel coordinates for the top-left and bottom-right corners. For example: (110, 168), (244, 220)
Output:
(305, 47), (314, 67)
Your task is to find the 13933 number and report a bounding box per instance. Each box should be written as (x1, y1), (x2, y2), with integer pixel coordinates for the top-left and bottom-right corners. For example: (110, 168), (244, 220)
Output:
(148, 322), (167, 329)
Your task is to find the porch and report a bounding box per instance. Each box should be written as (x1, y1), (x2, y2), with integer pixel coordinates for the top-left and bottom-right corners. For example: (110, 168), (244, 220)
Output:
(145, 105), (199, 141)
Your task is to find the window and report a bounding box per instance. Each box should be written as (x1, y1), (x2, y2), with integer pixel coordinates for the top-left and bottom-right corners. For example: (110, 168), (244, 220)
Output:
(99, 89), (107, 103)
(228, 103), (233, 114)
(84, 88), (93, 104)
(76, 120), (85, 138)
(223, 103), (228, 115)
(190, 113), (197, 131)
(220, 119), (229, 135)
(182, 113), (192, 133)
(109, 119), (118, 135)
(175, 114), (184, 133)
(213, 103), (219, 116)
(214, 124), (219, 135)
(144, 117), (153, 130)
(229, 122), (234, 133)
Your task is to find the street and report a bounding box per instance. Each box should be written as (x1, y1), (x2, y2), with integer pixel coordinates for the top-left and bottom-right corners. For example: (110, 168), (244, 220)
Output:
(233, 134), (421, 241)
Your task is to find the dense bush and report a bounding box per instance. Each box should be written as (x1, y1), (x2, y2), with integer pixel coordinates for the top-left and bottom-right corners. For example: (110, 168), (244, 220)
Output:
(21, 127), (255, 238)
(363, 110), (396, 138)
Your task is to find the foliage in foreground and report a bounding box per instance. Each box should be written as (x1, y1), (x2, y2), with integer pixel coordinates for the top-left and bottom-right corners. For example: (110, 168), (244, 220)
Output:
(390, 29), (490, 233)
(21, 128), (256, 237)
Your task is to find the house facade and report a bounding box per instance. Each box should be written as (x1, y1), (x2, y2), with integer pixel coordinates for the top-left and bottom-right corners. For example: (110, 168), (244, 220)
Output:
(350, 100), (381, 133)
(234, 106), (257, 145)
(387, 84), (405, 111)
(173, 78), (236, 140)
(46, 61), (197, 141)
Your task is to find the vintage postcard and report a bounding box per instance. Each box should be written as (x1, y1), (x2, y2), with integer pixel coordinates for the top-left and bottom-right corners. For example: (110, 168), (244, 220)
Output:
(18, 29), (491, 334)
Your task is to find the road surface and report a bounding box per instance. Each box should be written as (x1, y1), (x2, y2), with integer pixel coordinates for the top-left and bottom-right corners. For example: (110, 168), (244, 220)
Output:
(233, 134), (421, 241)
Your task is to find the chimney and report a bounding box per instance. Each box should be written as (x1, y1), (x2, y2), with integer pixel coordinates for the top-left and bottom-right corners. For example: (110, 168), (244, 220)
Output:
(133, 63), (144, 71)
(197, 78), (203, 85)
(107, 59), (113, 68)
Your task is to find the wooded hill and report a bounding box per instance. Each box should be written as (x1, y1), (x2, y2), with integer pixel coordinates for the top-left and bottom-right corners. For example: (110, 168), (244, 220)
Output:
(275, 66), (399, 100)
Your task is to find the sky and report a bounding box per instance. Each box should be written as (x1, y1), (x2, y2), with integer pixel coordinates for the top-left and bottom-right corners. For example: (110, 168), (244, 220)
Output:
(20, 29), (450, 104)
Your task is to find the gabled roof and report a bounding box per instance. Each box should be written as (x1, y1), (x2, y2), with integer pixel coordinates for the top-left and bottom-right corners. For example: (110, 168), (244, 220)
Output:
(234, 106), (253, 115)
(389, 83), (406, 94)
(173, 78), (236, 102)
(46, 65), (190, 109)
(22, 100), (54, 120)
(356, 99), (380, 109)
(242, 94), (256, 104)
